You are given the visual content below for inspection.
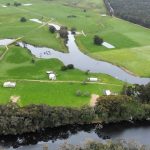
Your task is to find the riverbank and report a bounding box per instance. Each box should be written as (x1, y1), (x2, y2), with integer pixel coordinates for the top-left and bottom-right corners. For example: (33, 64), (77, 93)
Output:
(0, 120), (150, 149)
(0, 95), (149, 135)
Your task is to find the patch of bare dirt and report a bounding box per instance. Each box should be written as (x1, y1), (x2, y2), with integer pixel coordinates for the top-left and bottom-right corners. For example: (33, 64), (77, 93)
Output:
(90, 94), (99, 107)
(10, 96), (20, 103)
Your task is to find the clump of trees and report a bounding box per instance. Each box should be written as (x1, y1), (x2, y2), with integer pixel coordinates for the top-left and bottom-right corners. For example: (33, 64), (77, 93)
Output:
(93, 35), (103, 45)
(61, 64), (74, 71)
(49, 25), (56, 33)
(106, 0), (150, 28)
(20, 17), (27, 22)
(0, 94), (150, 135)
(59, 26), (68, 39)
(14, 2), (21, 7)
(122, 82), (150, 103)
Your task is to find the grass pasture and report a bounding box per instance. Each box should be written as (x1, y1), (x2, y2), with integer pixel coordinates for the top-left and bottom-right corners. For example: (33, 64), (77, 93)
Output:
(0, 80), (122, 107)
(0, 45), (123, 107)
(0, 0), (149, 107)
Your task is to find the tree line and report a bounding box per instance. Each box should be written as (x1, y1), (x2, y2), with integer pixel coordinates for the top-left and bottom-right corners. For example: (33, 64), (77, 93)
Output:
(0, 90), (150, 135)
(106, 0), (150, 28)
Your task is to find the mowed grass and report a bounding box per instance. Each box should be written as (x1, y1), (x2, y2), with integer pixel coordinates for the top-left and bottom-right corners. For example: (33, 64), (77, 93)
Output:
(0, 0), (150, 76)
(0, 46), (123, 85)
(0, 81), (122, 107)
(0, 45), (123, 107)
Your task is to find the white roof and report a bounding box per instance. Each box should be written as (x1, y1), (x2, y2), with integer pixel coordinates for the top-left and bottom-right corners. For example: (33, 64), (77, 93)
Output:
(3, 82), (16, 88)
(29, 19), (43, 24)
(22, 4), (32, 6)
(46, 71), (54, 74)
(105, 90), (111, 95)
(102, 42), (115, 49)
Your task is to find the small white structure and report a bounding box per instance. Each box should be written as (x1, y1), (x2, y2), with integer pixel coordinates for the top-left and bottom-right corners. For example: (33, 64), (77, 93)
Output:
(3, 82), (16, 88)
(101, 14), (107, 17)
(49, 74), (56, 80)
(104, 90), (111, 96)
(102, 42), (115, 49)
(2, 5), (7, 8)
(22, 4), (32, 6)
(46, 71), (54, 74)
(88, 77), (98, 82)
(29, 19), (43, 24)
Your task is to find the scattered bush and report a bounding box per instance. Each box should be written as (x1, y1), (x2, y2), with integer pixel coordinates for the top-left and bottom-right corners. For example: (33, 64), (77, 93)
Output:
(14, 2), (21, 7)
(20, 17), (27, 22)
(93, 35), (103, 45)
(76, 90), (82, 97)
(49, 25), (56, 33)
(67, 64), (74, 69)
(59, 26), (68, 39)
(71, 27), (76, 34)
(83, 91), (90, 97)
(61, 65), (68, 71)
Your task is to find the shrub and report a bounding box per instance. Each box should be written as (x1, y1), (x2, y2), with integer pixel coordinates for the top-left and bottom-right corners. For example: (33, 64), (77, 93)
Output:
(83, 91), (90, 97)
(67, 64), (74, 69)
(71, 27), (76, 34)
(59, 26), (68, 39)
(61, 65), (68, 71)
(49, 25), (56, 33)
(76, 90), (82, 96)
(93, 35), (103, 45)
(20, 17), (27, 22)
(14, 2), (21, 7)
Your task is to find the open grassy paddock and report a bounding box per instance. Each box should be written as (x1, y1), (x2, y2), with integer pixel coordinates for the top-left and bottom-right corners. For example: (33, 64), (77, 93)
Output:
(0, 46), (123, 107)
(0, 0), (150, 76)
(0, 0), (149, 107)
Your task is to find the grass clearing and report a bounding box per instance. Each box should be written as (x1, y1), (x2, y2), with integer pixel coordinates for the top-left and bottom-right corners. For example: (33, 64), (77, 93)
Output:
(0, 80), (122, 107)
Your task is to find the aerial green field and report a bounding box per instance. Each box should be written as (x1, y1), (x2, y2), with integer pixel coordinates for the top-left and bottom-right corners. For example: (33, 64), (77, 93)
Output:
(0, 46), (123, 107)
(0, 0), (149, 107)
(0, 0), (150, 76)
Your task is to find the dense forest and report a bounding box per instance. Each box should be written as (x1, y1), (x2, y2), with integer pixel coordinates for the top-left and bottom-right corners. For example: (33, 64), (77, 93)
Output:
(106, 0), (150, 28)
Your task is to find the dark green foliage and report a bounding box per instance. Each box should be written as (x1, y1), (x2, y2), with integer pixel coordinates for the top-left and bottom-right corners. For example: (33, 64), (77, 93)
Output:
(67, 64), (74, 69)
(0, 95), (149, 135)
(61, 65), (68, 71)
(95, 95), (146, 123)
(59, 26), (68, 39)
(107, 0), (150, 28)
(93, 35), (103, 45)
(14, 2), (21, 7)
(0, 103), (94, 135)
(49, 25), (56, 33)
(20, 17), (27, 22)
(122, 82), (150, 103)
(71, 27), (76, 34)
(61, 64), (74, 71)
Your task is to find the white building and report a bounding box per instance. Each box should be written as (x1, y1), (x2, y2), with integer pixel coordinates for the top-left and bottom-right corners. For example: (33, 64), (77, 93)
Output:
(3, 82), (16, 88)
(49, 73), (56, 80)
(104, 90), (111, 96)
(46, 71), (54, 74)
(88, 77), (98, 82)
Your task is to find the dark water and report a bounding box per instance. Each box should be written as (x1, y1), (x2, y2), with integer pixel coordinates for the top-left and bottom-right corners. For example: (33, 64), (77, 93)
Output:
(0, 121), (150, 150)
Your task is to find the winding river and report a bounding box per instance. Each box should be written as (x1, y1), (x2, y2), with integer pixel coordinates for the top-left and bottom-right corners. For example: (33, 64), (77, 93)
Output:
(17, 31), (150, 85)
(0, 23), (150, 84)
(0, 121), (150, 150)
